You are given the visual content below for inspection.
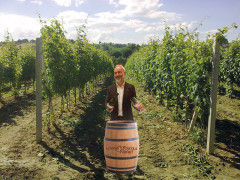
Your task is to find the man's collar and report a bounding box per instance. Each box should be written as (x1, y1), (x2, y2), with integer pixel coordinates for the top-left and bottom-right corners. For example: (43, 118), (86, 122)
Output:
(116, 81), (125, 88)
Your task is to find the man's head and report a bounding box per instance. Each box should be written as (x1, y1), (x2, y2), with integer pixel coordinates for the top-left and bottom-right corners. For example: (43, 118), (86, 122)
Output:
(114, 65), (126, 85)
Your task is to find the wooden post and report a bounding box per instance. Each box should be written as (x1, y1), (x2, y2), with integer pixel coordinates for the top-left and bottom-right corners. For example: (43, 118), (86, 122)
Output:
(36, 38), (43, 143)
(188, 110), (199, 132)
(207, 37), (220, 154)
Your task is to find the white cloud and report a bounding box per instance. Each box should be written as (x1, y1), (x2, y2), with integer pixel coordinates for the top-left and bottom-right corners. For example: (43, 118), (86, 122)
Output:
(142, 33), (163, 44)
(89, 29), (113, 43)
(87, 28), (132, 44)
(136, 26), (154, 33)
(119, 0), (163, 17)
(75, 0), (84, 7)
(204, 29), (218, 35)
(56, 11), (88, 29)
(168, 22), (195, 30)
(109, 0), (119, 7)
(17, 0), (42, 4)
(135, 21), (197, 33)
(5, 0), (183, 44)
(126, 19), (146, 29)
(91, 12), (144, 30)
(30, 0), (43, 5)
(91, 12), (125, 28)
(54, 0), (181, 43)
(52, 0), (85, 7)
(54, 11), (89, 40)
(84, 12), (149, 43)
(108, 0), (181, 20)
(53, 3), (184, 42)
(52, 0), (72, 7)
(0, 1), (190, 44)
(0, 13), (41, 41)
(83, 0), (182, 43)
(52, 10), (120, 42)
(135, 24), (165, 33)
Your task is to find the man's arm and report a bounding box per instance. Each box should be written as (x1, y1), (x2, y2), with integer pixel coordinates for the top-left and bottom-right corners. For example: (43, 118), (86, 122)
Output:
(132, 85), (145, 112)
(106, 87), (114, 113)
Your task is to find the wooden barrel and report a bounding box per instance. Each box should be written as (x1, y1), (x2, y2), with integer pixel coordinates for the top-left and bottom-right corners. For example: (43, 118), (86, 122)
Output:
(104, 120), (139, 174)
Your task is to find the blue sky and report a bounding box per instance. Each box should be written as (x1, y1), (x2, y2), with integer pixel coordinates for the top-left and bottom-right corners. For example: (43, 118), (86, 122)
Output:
(0, 0), (239, 44)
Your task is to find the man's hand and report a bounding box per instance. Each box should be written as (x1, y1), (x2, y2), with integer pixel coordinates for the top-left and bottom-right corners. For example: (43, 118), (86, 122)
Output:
(106, 103), (114, 113)
(135, 103), (145, 112)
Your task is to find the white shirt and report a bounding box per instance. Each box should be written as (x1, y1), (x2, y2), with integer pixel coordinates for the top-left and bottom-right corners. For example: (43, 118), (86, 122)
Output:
(116, 82), (125, 116)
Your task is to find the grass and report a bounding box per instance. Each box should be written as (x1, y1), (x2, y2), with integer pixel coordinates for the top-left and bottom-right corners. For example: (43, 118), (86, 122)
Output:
(127, 76), (218, 178)
(1, 75), (239, 179)
(178, 144), (215, 178)
(188, 127), (206, 145)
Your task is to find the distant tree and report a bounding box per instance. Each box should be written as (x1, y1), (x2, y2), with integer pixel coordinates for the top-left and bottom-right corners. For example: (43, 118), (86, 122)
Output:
(111, 50), (122, 58)
(69, 39), (75, 44)
(102, 44), (109, 51)
(122, 48), (132, 58)
(92, 42), (141, 65)
(115, 56), (125, 65)
(16, 39), (29, 44)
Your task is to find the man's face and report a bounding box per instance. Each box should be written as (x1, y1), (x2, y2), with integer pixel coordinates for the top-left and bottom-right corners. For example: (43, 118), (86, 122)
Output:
(114, 66), (126, 84)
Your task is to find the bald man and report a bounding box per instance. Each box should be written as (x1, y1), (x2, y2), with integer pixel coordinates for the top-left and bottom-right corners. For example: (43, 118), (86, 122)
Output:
(106, 65), (144, 121)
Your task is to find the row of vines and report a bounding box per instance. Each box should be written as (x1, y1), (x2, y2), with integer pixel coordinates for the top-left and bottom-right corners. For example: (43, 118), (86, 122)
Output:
(125, 25), (239, 128)
(0, 33), (35, 102)
(0, 18), (114, 122)
(40, 19), (113, 118)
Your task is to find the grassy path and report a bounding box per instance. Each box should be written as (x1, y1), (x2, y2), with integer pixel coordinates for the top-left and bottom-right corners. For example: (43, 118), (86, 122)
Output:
(0, 76), (239, 179)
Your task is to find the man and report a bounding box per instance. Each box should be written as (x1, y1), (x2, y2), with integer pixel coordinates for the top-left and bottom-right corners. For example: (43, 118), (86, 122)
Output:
(106, 65), (144, 120)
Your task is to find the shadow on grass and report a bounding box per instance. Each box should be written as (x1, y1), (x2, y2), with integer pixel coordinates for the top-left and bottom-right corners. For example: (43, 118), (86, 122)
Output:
(111, 166), (145, 179)
(49, 76), (145, 179)
(40, 141), (89, 173)
(39, 77), (145, 179)
(218, 86), (240, 99)
(76, 77), (145, 178)
(0, 93), (35, 128)
(71, 76), (112, 179)
(215, 118), (240, 169)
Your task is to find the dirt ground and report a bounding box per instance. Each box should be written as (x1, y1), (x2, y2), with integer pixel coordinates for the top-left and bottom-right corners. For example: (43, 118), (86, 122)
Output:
(0, 77), (239, 180)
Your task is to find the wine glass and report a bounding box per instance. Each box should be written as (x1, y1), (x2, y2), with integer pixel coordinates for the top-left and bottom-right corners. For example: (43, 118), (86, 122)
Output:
(130, 97), (146, 114)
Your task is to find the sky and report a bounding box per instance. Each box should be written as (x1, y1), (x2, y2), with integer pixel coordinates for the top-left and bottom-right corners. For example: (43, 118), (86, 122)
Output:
(0, 0), (239, 44)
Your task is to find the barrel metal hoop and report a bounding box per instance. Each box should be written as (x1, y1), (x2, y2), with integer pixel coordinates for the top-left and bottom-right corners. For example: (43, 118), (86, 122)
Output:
(107, 122), (137, 127)
(106, 127), (137, 130)
(104, 137), (139, 142)
(105, 155), (138, 160)
(107, 165), (137, 170)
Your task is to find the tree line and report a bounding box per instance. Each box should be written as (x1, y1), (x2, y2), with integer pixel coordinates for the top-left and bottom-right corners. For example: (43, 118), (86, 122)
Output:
(93, 42), (140, 66)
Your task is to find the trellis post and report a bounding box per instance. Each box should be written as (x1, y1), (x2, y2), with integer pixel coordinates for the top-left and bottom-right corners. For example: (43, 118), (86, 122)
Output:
(207, 37), (220, 154)
(36, 38), (43, 143)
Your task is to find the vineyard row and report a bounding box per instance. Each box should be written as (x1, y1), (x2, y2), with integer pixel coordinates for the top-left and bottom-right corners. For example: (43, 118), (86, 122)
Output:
(125, 25), (240, 128)
(0, 19), (114, 117)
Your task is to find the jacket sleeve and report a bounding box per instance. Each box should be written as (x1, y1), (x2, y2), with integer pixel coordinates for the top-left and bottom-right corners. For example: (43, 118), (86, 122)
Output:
(105, 87), (111, 108)
(133, 85), (137, 98)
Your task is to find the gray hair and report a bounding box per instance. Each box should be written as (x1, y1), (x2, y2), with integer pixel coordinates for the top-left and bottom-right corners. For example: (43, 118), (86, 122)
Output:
(115, 64), (125, 72)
